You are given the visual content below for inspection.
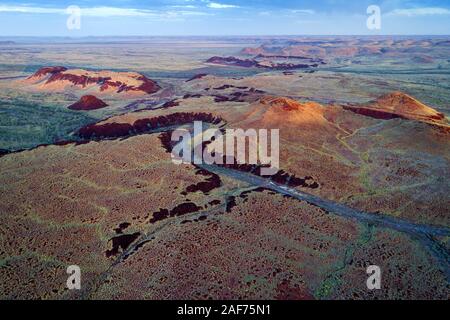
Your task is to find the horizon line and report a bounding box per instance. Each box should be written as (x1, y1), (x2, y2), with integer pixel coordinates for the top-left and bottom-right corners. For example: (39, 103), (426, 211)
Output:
(1, 34), (450, 38)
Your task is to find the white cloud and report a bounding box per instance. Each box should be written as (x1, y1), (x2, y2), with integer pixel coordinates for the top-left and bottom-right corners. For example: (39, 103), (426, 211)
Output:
(0, 5), (63, 14)
(207, 2), (239, 9)
(82, 7), (156, 17)
(171, 5), (198, 9)
(0, 5), (209, 18)
(290, 9), (316, 15)
(388, 7), (450, 16)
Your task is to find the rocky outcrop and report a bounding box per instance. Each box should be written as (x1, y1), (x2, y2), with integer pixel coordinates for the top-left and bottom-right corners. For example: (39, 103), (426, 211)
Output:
(186, 73), (208, 82)
(68, 95), (108, 111)
(207, 56), (259, 68)
(77, 112), (223, 140)
(24, 67), (160, 95)
(212, 87), (266, 104)
(257, 96), (327, 126)
(206, 56), (312, 70)
(344, 92), (448, 127)
(27, 66), (67, 82)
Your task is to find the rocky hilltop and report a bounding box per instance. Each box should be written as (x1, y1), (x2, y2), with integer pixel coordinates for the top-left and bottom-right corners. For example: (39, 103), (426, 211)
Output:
(257, 96), (327, 126)
(344, 92), (448, 128)
(68, 95), (109, 111)
(23, 66), (160, 96)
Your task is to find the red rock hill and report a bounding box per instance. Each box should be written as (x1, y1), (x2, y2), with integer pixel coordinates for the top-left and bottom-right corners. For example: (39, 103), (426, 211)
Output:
(68, 95), (109, 111)
(24, 67), (160, 95)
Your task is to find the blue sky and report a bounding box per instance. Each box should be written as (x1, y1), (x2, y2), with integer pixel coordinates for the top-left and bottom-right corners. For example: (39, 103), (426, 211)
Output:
(0, 0), (449, 36)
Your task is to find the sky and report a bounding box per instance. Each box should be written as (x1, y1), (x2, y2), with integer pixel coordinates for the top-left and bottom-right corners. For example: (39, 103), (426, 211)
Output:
(0, 0), (450, 36)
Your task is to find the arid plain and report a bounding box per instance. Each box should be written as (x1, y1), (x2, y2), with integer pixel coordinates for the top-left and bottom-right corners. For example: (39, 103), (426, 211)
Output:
(0, 36), (449, 299)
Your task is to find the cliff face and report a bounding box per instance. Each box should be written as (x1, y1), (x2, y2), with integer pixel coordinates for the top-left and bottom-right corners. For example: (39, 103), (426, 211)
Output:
(77, 112), (223, 139)
(24, 67), (160, 95)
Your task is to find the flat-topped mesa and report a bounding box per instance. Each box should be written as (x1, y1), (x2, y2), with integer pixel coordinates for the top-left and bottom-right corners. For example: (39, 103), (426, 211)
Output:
(207, 56), (258, 68)
(24, 67), (160, 95)
(206, 56), (312, 70)
(68, 95), (108, 111)
(344, 91), (448, 127)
